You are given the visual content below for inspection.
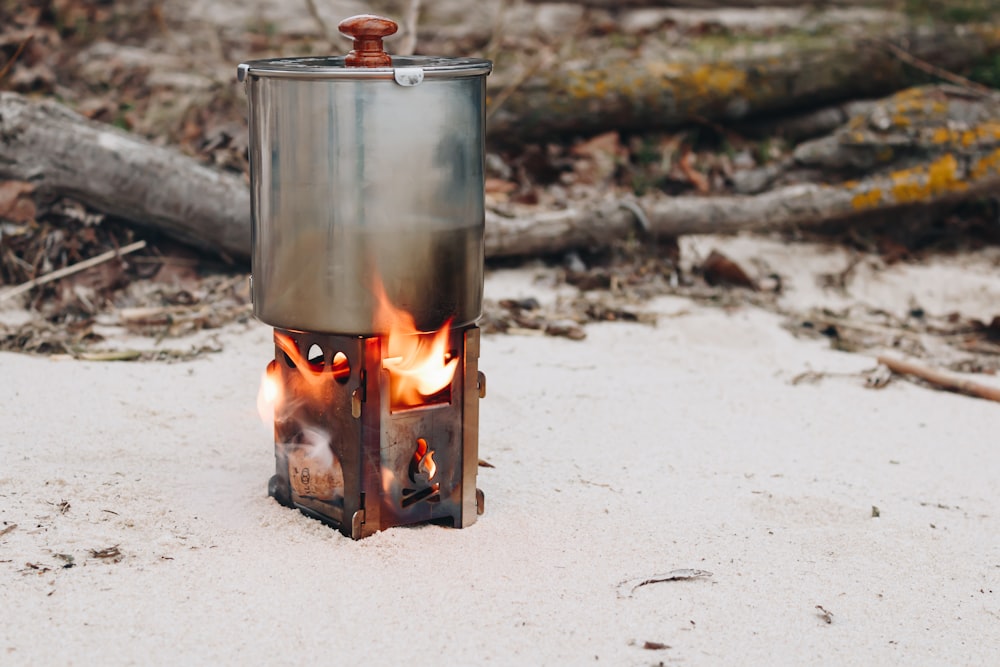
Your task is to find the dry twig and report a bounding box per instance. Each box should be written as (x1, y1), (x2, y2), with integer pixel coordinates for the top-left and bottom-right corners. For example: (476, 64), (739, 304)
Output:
(877, 355), (1000, 403)
(484, 0), (509, 63)
(303, 0), (332, 42)
(0, 34), (34, 83)
(89, 545), (122, 560)
(397, 0), (422, 56)
(885, 41), (998, 98)
(617, 569), (714, 598)
(486, 49), (555, 122)
(0, 240), (147, 302)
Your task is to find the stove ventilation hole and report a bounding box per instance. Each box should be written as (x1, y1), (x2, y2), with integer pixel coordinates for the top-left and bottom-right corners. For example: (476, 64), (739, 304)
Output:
(306, 343), (324, 372)
(402, 437), (441, 507)
(332, 351), (350, 384)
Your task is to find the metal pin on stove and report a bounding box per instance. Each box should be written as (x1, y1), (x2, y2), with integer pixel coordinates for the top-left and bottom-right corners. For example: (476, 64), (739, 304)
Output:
(351, 388), (362, 418)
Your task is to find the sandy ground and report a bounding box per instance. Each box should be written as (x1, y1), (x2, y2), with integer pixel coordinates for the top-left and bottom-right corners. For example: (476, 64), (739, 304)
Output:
(2, 256), (999, 666)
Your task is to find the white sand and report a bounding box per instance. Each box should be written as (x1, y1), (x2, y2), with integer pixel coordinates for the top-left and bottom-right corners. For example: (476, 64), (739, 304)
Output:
(2, 262), (999, 665)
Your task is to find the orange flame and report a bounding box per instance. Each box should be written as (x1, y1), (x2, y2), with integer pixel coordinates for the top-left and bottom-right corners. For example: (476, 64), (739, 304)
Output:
(257, 360), (282, 425)
(257, 334), (331, 426)
(413, 437), (437, 480)
(374, 281), (458, 409)
(274, 332), (325, 390)
(256, 280), (458, 426)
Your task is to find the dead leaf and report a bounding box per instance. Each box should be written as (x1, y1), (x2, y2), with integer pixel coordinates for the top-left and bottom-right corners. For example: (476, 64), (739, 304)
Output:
(876, 237), (910, 264)
(678, 149), (710, 194)
(0, 181), (36, 223)
(478, 459), (495, 468)
(499, 297), (540, 311)
(0, 523), (16, 537)
(485, 178), (518, 194)
(643, 641), (670, 650)
(571, 131), (622, 184)
(701, 250), (756, 290)
(545, 321), (587, 341)
(571, 130), (621, 159)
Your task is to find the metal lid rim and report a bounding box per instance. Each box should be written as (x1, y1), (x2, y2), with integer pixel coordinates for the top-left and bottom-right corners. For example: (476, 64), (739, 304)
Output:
(239, 56), (492, 80)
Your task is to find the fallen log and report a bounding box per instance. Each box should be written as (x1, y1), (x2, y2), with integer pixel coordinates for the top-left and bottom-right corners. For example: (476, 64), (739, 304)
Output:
(0, 92), (250, 261)
(486, 161), (1000, 257)
(523, 0), (885, 7)
(3, 87), (998, 263)
(488, 12), (1000, 138)
(487, 86), (1000, 256)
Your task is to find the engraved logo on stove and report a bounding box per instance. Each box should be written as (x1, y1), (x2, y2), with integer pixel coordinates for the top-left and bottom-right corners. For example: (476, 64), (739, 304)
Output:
(288, 427), (344, 503)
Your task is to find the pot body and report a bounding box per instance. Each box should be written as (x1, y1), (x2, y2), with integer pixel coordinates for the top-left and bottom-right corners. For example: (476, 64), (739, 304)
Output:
(240, 56), (490, 334)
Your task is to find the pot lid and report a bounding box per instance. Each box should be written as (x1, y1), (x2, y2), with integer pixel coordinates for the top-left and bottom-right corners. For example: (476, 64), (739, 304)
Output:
(238, 14), (491, 82)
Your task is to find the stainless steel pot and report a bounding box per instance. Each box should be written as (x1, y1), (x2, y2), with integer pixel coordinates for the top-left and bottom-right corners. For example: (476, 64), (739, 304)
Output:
(239, 16), (491, 334)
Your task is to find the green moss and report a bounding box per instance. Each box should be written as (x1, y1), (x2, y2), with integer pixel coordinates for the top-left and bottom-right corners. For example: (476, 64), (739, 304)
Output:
(112, 102), (134, 131)
(629, 173), (656, 196)
(633, 137), (660, 167)
(905, 0), (999, 23)
(969, 54), (1000, 89)
(689, 28), (838, 58)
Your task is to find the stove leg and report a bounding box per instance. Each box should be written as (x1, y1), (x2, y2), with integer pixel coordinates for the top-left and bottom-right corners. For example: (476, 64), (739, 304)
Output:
(268, 473), (292, 508)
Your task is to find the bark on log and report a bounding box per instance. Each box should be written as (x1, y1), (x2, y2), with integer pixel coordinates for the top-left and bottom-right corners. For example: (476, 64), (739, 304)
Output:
(0, 92), (251, 261)
(486, 163), (1000, 258)
(488, 14), (1000, 139)
(488, 86), (1000, 257)
(3, 88), (998, 263)
(523, 0), (887, 7)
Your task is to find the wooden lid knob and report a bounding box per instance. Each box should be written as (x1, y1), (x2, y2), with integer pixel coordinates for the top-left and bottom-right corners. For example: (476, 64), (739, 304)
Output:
(338, 14), (397, 67)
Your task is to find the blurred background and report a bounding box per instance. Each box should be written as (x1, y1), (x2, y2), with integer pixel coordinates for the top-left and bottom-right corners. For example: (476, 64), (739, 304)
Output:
(1, 0), (998, 368)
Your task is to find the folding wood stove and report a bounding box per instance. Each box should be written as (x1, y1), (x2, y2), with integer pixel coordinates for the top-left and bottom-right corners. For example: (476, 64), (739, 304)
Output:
(240, 15), (491, 538)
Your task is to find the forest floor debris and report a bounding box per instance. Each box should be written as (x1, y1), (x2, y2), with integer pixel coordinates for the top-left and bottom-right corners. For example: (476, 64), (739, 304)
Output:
(1, 0), (998, 390)
(617, 569), (714, 599)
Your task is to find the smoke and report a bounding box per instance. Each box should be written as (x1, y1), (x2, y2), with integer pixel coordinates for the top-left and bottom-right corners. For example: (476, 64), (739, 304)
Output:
(285, 426), (344, 502)
(293, 426), (334, 469)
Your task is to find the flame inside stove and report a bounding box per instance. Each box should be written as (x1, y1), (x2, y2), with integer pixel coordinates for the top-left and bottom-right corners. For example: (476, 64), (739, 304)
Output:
(375, 280), (458, 410)
(413, 437), (437, 480)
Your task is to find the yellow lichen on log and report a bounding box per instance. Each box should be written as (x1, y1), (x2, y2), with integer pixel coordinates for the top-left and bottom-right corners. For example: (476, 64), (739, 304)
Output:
(851, 188), (884, 210)
(642, 60), (749, 111)
(890, 154), (967, 204)
(688, 64), (748, 99)
(925, 122), (1000, 149)
(972, 147), (1000, 180)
